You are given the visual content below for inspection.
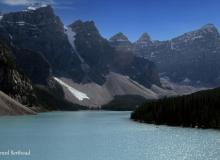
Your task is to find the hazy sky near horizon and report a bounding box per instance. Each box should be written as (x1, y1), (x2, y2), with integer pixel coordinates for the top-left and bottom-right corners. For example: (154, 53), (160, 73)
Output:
(0, 0), (220, 41)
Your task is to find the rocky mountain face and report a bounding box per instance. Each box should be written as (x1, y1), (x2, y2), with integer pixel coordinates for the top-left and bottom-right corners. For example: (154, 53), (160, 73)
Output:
(0, 25), (51, 85)
(0, 40), (84, 112)
(109, 32), (133, 52)
(109, 33), (160, 87)
(0, 5), (167, 110)
(66, 21), (160, 87)
(0, 5), (82, 84)
(0, 41), (36, 106)
(0, 5), (160, 88)
(14, 48), (51, 85)
(134, 24), (220, 86)
(67, 20), (115, 84)
(134, 33), (152, 50)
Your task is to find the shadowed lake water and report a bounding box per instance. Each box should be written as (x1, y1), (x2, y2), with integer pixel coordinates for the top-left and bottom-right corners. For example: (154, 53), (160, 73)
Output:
(0, 111), (220, 160)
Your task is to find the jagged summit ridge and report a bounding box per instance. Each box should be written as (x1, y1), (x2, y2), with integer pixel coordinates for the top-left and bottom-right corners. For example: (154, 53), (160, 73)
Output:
(109, 32), (133, 52)
(137, 33), (151, 42)
(69, 20), (100, 37)
(134, 24), (220, 86)
(171, 24), (219, 44)
(201, 23), (218, 30)
(109, 32), (130, 42)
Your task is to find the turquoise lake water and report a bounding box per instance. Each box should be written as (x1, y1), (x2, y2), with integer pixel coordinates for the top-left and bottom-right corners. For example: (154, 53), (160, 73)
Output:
(0, 111), (220, 160)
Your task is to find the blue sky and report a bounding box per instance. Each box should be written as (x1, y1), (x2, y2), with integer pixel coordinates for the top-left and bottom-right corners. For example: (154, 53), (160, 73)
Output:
(0, 0), (220, 41)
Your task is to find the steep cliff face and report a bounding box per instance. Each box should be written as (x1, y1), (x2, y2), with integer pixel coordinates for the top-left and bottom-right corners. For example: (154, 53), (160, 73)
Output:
(14, 49), (51, 85)
(134, 33), (153, 57)
(134, 24), (220, 86)
(67, 21), (161, 87)
(0, 6), (161, 88)
(0, 41), (36, 106)
(68, 20), (115, 84)
(0, 6), (163, 110)
(109, 32), (133, 52)
(109, 33), (161, 87)
(0, 5), (82, 84)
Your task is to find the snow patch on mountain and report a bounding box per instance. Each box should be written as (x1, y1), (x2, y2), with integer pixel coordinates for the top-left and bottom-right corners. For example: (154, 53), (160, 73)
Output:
(114, 38), (128, 42)
(2, 20), (38, 29)
(170, 40), (176, 50)
(182, 78), (191, 83)
(65, 27), (76, 49)
(191, 35), (203, 41)
(150, 52), (156, 58)
(177, 32), (203, 43)
(173, 24), (217, 43)
(56, 72), (159, 108)
(54, 73), (208, 108)
(54, 77), (90, 101)
(65, 27), (84, 63)
(16, 21), (25, 26)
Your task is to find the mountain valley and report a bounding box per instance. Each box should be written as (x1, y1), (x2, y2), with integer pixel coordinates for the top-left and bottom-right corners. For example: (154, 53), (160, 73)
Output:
(0, 5), (218, 113)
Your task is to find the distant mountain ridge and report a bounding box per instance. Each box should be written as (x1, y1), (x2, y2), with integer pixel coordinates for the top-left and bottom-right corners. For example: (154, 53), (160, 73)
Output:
(0, 5), (212, 111)
(106, 24), (220, 87)
(133, 24), (220, 86)
(109, 32), (160, 87)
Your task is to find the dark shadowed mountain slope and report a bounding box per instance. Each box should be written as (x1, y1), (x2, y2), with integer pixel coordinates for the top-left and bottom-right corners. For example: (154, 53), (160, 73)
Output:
(0, 5), (82, 84)
(0, 41), (36, 106)
(66, 20), (161, 87)
(67, 20), (115, 84)
(0, 40), (84, 112)
(0, 5), (161, 88)
(14, 48), (51, 85)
